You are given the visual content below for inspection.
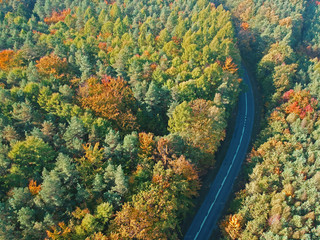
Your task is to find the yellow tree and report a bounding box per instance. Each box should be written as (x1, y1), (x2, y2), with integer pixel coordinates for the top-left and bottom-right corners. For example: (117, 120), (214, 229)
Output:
(110, 185), (179, 240)
(223, 57), (238, 74)
(168, 99), (226, 168)
(0, 50), (20, 71)
(220, 214), (243, 240)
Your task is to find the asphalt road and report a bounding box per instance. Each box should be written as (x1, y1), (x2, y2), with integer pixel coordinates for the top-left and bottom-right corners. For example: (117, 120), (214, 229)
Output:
(184, 65), (255, 240)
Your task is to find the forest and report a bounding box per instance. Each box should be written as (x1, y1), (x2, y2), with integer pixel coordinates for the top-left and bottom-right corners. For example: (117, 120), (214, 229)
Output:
(1, 0), (320, 239)
(219, 0), (320, 239)
(0, 0), (242, 239)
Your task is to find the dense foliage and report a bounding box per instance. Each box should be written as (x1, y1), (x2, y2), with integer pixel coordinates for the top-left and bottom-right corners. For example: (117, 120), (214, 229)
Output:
(0, 0), (241, 239)
(219, 0), (320, 239)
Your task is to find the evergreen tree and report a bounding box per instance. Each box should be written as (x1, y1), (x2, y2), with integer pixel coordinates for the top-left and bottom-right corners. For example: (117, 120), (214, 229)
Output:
(63, 116), (85, 152)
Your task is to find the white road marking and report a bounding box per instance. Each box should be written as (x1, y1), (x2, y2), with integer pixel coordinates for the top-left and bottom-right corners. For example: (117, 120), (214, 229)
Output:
(194, 92), (248, 240)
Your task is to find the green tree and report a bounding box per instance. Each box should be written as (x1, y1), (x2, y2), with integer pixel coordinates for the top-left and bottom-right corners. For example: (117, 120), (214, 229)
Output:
(8, 136), (56, 182)
(63, 116), (86, 152)
(39, 153), (85, 215)
(169, 99), (226, 168)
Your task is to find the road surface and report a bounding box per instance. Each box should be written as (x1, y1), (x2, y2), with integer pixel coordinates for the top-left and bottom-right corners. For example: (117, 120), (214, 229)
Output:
(184, 65), (255, 240)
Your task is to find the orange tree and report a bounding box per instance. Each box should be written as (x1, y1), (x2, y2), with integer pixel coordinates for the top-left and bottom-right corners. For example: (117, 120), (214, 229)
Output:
(78, 76), (138, 133)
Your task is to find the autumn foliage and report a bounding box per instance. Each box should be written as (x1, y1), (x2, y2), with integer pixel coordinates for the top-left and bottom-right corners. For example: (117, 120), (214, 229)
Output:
(44, 9), (71, 24)
(46, 222), (71, 240)
(223, 57), (238, 73)
(169, 99), (227, 168)
(0, 0), (244, 239)
(110, 187), (178, 240)
(138, 132), (155, 160)
(221, 86), (320, 239)
(221, 214), (243, 240)
(78, 76), (138, 132)
(111, 155), (200, 240)
(279, 17), (292, 27)
(36, 54), (68, 79)
(241, 22), (249, 30)
(28, 180), (41, 195)
(0, 50), (20, 71)
(282, 89), (317, 119)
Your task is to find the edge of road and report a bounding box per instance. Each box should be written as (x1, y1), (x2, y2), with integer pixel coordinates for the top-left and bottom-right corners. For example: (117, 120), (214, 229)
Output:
(184, 63), (255, 239)
(209, 59), (262, 239)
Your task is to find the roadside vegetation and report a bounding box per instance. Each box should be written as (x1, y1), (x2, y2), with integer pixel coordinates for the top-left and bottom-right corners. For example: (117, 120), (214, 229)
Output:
(0, 0), (241, 238)
(219, 0), (320, 239)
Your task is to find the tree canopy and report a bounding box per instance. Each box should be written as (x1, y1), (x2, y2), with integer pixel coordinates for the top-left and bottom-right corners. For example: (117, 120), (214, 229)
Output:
(219, 0), (320, 239)
(0, 0), (241, 238)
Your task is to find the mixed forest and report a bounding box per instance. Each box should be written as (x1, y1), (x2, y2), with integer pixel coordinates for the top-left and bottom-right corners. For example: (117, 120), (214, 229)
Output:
(2, 0), (320, 239)
(0, 0), (242, 239)
(219, 0), (320, 239)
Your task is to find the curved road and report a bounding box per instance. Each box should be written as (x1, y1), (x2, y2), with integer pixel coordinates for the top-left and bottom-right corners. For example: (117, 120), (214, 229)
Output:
(184, 65), (255, 240)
